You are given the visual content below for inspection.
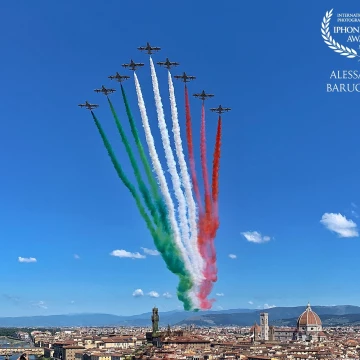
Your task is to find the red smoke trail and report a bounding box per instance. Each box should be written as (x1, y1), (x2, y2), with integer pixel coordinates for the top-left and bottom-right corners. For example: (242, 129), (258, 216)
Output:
(198, 216), (217, 309)
(197, 103), (219, 310)
(184, 85), (212, 308)
(199, 116), (222, 307)
(184, 87), (220, 309)
(200, 102), (212, 218)
(211, 115), (222, 237)
(185, 85), (202, 212)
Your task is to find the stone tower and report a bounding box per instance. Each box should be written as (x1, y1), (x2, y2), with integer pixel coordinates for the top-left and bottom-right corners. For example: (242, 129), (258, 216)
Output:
(152, 306), (159, 335)
(260, 312), (269, 341)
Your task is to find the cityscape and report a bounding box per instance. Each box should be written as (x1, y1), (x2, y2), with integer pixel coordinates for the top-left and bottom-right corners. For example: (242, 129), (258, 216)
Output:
(1, 304), (360, 360)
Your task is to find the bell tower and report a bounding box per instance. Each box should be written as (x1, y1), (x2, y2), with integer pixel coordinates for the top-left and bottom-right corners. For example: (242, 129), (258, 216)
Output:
(260, 312), (269, 341)
(152, 306), (159, 335)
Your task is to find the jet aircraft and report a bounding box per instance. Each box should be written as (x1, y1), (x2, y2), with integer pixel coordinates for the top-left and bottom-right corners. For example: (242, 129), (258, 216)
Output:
(157, 58), (179, 69)
(174, 72), (196, 83)
(193, 90), (214, 101)
(108, 72), (130, 82)
(78, 101), (99, 110)
(210, 105), (231, 114)
(122, 59), (144, 71)
(138, 42), (161, 54)
(94, 85), (116, 96)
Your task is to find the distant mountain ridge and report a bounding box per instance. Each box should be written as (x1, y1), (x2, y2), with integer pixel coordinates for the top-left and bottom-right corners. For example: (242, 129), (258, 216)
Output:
(0, 306), (359, 327)
(177, 306), (360, 327)
(0, 309), (253, 327)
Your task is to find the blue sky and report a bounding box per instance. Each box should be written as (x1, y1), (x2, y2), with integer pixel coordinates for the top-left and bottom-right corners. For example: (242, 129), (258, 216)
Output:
(1, 0), (360, 317)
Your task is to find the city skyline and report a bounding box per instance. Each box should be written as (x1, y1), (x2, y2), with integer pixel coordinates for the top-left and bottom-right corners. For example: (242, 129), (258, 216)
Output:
(2, 0), (360, 316)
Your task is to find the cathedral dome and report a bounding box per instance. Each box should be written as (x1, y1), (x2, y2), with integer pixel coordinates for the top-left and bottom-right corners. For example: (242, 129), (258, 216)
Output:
(297, 303), (322, 327)
(250, 323), (261, 334)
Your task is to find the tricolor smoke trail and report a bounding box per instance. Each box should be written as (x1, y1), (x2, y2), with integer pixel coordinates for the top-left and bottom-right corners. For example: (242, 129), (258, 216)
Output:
(149, 58), (197, 295)
(88, 56), (227, 311)
(167, 71), (204, 286)
(133, 72), (195, 309)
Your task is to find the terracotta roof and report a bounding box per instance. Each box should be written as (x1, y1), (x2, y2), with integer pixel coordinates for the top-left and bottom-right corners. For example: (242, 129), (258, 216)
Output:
(53, 341), (76, 346)
(250, 323), (261, 332)
(297, 303), (322, 327)
(345, 339), (358, 346)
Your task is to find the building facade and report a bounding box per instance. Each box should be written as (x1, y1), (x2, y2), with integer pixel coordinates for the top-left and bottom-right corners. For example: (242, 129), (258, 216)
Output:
(260, 313), (269, 341)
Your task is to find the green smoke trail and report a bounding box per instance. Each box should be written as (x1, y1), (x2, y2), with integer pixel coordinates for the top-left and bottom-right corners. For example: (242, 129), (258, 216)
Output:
(107, 97), (159, 226)
(91, 111), (193, 310)
(120, 85), (170, 233)
(91, 111), (156, 234)
(119, 85), (195, 308)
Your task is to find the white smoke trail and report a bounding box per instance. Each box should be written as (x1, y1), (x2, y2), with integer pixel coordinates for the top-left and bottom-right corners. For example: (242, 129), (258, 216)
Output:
(167, 70), (204, 284)
(133, 72), (197, 305)
(149, 57), (195, 268)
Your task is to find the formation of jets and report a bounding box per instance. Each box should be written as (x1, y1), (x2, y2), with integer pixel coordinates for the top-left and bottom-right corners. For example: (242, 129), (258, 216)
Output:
(157, 58), (179, 69)
(193, 90), (214, 101)
(78, 101), (99, 110)
(108, 72), (130, 82)
(210, 105), (231, 114)
(174, 72), (196, 83)
(122, 59), (144, 71)
(94, 85), (116, 96)
(79, 42), (230, 115)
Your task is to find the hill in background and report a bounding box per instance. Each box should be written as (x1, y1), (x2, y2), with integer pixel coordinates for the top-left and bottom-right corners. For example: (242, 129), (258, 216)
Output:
(0, 306), (360, 327)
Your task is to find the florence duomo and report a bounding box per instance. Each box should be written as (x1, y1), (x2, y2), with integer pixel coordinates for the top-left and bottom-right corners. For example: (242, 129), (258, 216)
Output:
(252, 303), (327, 343)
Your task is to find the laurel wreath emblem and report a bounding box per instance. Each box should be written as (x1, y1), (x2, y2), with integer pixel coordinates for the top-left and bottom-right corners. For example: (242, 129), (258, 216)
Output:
(321, 9), (359, 59)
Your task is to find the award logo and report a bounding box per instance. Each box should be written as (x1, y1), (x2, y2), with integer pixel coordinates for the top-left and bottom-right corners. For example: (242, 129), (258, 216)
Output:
(322, 9), (360, 92)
